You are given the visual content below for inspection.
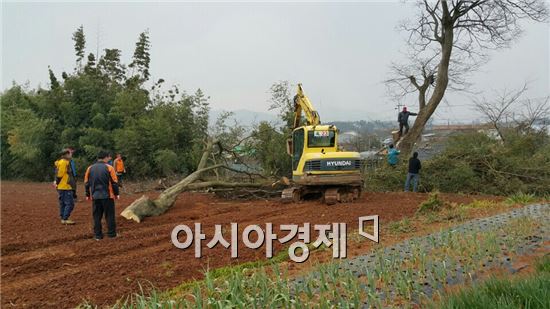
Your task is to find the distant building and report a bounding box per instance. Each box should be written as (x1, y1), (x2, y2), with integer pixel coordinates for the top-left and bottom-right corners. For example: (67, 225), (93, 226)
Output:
(430, 123), (493, 134)
(339, 131), (359, 144)
(531, 118), (550, 135)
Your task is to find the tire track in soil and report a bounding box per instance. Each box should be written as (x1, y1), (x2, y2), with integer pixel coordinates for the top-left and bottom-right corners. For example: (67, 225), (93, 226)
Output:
(1, 182), (491, 308)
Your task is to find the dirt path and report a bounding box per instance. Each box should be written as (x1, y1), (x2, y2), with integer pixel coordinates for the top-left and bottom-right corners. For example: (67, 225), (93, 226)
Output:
(1, 181), (495, 308)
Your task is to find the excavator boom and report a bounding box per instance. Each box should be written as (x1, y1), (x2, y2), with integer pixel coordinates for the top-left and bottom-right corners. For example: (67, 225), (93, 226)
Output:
(293, 83), (321, 129)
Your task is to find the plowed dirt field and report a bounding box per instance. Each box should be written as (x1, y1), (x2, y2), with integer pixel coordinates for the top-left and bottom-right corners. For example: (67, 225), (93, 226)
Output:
(1, 181), (494, 308)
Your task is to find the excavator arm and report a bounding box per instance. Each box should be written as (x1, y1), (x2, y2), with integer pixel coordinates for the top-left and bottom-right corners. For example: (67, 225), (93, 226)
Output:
(293, 83), (321, 129)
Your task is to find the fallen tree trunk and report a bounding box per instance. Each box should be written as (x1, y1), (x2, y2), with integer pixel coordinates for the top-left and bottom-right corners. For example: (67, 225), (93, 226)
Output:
(211, 187), (282, 200)
(120, 138), (269, 223)
(121, 180), (263, 223)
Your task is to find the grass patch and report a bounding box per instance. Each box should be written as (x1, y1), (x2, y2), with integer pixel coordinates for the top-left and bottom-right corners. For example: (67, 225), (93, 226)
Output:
(418, 191), (445, 213)
(440, 206), (468, 222)
(436, 275), (550, 309)
(388, 218), (416, 234)
(80, 202), (546, 308)
(462, 199), (498, 209)
(535, 255), (550, 273)
(505, 192), (537, 205)
(162, 244), (293, 299)
(434, 255), (550, 309)
(102, 210), (543, 308)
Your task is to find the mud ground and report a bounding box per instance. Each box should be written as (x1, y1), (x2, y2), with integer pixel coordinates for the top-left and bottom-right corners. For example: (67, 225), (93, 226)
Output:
(1, 181), (496, 308)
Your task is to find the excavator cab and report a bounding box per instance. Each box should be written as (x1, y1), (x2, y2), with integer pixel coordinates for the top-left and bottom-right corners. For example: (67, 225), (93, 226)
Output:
(287, 127), (340, 169)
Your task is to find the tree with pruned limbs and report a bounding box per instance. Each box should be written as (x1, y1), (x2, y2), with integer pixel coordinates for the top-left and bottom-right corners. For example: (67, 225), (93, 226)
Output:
(386, 0), (548, 156)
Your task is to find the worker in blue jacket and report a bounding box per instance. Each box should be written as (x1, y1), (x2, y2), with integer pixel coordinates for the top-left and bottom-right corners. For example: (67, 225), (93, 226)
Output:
(387, 144), (400, 166)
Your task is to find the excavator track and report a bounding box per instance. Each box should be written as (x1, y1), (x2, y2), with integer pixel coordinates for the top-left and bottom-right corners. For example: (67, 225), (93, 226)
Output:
(324, 187), (362, 205)
(323, 188), (340, 205)
(281, 187), (301, 203)
(282, 186), (361, 205)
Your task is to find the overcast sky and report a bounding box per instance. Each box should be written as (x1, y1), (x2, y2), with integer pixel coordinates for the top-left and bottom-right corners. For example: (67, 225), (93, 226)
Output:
(2, 1), (549, 122)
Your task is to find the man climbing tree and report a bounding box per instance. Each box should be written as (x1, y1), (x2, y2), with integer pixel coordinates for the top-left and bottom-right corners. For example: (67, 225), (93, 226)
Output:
(386, 0), (548, 156)
(397, 106), (417, 139)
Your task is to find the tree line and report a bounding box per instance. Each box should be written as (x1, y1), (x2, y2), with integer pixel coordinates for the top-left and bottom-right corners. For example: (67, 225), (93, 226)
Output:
(1, 26), (211, 180)
(1, 26), (296, 181)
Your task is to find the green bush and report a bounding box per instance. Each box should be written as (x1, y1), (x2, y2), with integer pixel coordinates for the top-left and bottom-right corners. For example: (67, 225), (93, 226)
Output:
(422, 159), (480, 193)
(365, 131), (550, 196)
(249, 121), (292, 177)
(418, 192), (445, 213)
(153, 149), (180, 176)
(364, 164), (408, 191)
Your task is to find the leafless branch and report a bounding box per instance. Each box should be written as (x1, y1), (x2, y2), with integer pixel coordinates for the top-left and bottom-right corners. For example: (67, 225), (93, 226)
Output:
(514, 96), (550, 132)
(473, 83), (529, 141)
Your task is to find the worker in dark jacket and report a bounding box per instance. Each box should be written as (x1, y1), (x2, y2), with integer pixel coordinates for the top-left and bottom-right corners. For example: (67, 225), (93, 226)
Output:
(397, 106), (418, 138)
(404, 152), (421, 192)
(85, 151), (120, 240)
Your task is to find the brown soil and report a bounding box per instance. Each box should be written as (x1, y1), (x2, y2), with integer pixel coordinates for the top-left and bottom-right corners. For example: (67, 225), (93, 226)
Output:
(0, 181), (499, 308)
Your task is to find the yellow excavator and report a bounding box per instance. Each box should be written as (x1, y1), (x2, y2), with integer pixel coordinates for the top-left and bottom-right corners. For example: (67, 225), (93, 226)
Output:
(282, 84), (363, 204)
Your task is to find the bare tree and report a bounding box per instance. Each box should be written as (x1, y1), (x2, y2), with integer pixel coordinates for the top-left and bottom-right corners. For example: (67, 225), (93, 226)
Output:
(473, 83), (528, 141)
(515, 96), (550, 133)
(474, 84), (550, 141)
(386, 0), (548, 155)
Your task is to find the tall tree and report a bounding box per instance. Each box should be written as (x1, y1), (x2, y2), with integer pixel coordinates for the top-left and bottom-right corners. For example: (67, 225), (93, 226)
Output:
(48, 66), (60, 90)
(269, 81), (294, 129)
(129, 30), (151, 83)
(84, 53), (97, 75)
(98, 49), (125, 83)
(386, 0), (548, 156)
(193, 88), (210, 137)
(72, 25), (86, 70)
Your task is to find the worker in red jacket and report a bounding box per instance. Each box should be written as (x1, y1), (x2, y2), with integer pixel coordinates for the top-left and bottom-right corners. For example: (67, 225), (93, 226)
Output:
(85, 151), (120, 240)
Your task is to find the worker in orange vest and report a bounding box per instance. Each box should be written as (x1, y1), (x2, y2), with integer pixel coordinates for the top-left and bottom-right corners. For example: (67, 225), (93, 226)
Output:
(54, 149), (77, 225)
(85, 151), (120, 240)
(113, 153), (126, 187)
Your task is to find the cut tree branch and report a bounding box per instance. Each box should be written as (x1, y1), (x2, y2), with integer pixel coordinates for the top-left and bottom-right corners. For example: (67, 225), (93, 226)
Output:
(120, 137), (270, 223)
